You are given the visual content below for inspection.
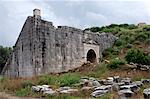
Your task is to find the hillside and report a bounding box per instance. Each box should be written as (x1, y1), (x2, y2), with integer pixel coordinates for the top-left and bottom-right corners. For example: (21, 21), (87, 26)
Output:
(85, 24), (150, 59)
(0, 24), (150, 99)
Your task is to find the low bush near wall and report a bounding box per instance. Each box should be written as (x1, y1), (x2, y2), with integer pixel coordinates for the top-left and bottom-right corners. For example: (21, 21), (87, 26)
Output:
(107, 58), (125, 69)
(58, 73), (80, 87)
(37, 73), (81, 87)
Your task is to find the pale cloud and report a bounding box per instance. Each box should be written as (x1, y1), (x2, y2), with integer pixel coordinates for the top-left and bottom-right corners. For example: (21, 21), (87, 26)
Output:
(0, 0), (150, 46)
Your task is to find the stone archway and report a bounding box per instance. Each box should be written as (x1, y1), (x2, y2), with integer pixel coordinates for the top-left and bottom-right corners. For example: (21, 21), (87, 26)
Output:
(87, 49), (96, 63)
(83, 43), (100, 63)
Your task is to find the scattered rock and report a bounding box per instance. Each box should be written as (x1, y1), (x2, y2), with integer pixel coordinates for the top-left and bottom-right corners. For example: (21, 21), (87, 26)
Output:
(104, 59), (110, 63)
(32, 86), (41, 92)
(118, 89), (134, 97)
(143, 88), (150, 99)
(112, 83), (124, 91)
(57, 87), (78, 94)
(94, 85), (112, 92)
(92, 80), (101, 86)
(91, 90), (108, 98)
(89, 77), (96, 81)
(132, 81), (143, 87)
(31, 76), (149, 98)
(128, 62), (138, 69)
(140, 65), (150, 71)
(105, 77), (114, 85)
(32, 85), (54, 94)
(98, 79), (106, 85)
(43, 90), (56, 95)
(114, 76), (120, 83)
(121, 78), (132, 85)
(56, 87), (71, 92)
(120, 84), (139, 92)
(141, 79), (150, 84)
(80, 78), (89, 83)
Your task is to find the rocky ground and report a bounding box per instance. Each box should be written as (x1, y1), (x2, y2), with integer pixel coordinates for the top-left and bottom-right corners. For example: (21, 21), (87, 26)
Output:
(31, 76), (150, 99)
(0, 62), (150, 99)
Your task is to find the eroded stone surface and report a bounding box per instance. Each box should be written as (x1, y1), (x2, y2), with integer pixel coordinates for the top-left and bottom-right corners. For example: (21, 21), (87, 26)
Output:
(1, 9), (116, 78)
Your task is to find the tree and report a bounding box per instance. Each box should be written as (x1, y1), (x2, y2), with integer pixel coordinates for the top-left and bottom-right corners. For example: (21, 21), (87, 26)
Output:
(0, 46), (12, 73)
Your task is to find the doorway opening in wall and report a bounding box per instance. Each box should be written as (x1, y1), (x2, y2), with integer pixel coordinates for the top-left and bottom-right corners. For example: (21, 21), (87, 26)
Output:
(87, 49), (96, 63)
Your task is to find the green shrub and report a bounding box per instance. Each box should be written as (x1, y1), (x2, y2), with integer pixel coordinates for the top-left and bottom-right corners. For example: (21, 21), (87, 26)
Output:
(146, 39), (150, 45)
(107, 59), (125, 69)
(58, 73), (80, 87)
(102, 47), (120, 59)
(21, 80), (34, 88)
(125, 49), (150, 65)
(115, 39), (125, 47)
(15, 86), (31, 97)
(135, 32), (148, 42)
(128, 24), (138, 29)
(37, 75), (57, 85)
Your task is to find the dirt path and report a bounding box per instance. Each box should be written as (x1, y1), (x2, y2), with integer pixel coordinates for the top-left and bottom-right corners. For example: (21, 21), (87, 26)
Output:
(0, 92), (37, 99)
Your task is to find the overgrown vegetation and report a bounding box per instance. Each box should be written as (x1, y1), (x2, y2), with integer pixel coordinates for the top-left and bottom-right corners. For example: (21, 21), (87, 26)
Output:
(0, 24), (150, 98)
(37, 73), (81, 87)
(86, 24), (150, 66)
(0, 46), (12, 73)
(87, 63), (108, 78)
(107, 58), (125, 69)
(125, 49), (150, 65)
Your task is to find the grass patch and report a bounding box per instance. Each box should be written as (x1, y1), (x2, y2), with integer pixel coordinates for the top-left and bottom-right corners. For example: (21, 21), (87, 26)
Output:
(37, 75), (57, 85)
(132, 76), (150, 81)
(45, 94), (81, 99)
(139, 84), (150, 93)
(0, 75), (3, 81)
(100, 93), (111, 99)
(0, 78), (23, 92)
(58, 73), (81, 87)
(15, 86), (31, 97)
(87, 63), (108, 78)
(37, 73), (81, 87)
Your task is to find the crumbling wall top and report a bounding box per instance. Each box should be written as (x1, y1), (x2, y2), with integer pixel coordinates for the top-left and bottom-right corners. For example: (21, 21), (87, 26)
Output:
(33, 9), (41, 19)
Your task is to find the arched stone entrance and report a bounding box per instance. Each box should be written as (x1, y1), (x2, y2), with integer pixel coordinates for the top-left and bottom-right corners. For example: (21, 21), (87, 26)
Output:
(83, 43), (100, 63)
(87, 49), (96, 63)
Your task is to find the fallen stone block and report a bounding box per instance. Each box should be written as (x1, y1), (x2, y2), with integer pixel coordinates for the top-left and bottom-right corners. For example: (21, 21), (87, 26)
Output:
(141, 79), (150, 84)
(94, 85), (112, 92)
(120, 84), (139, 92)
(43, 90), (56, 95)
(132, 81), (143, 87)
(121, 78), (132, 85)
(113, 76), (121, 83)
(32, 86), (42, 92)
(91, 90), (108, 98)
(118, 89), (134, 97)
(143, 88), (150, 99)
(140, 65), (150, 71)
(57, 87), (78, 94)
(92, 80), (101, 87)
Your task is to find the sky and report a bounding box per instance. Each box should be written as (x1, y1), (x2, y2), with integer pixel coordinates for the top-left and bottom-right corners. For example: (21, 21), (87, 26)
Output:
(0, 0), (150, 47)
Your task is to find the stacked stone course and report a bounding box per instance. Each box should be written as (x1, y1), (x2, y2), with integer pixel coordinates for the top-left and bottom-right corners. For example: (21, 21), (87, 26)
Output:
(2, 9), (116, 78)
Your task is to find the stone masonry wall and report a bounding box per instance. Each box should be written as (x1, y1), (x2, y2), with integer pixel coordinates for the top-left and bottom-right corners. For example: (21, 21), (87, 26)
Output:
(2, 15), (116, 78)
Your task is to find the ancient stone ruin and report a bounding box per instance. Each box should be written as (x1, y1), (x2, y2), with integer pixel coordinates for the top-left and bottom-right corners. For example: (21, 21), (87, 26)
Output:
(1, 9), (116, 78)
